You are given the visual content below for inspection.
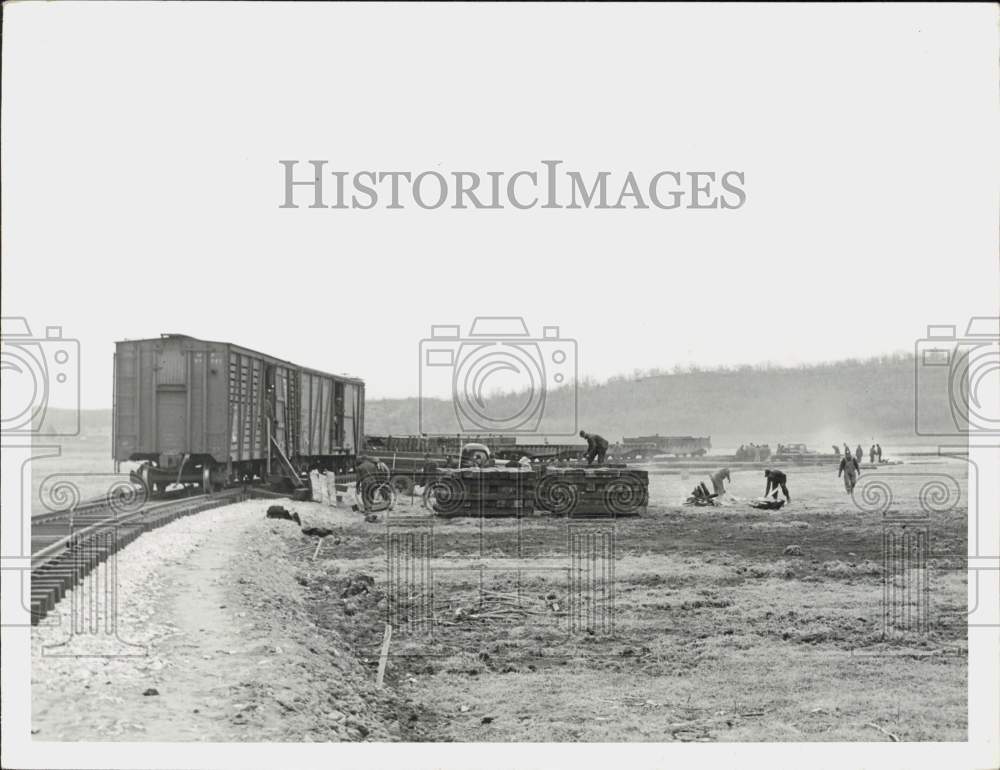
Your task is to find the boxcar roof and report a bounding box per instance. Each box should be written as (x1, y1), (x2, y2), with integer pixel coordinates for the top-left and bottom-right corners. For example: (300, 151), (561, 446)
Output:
(116, 334), (364, 385)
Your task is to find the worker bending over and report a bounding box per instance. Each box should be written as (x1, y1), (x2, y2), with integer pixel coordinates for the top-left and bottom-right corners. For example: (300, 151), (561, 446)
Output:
(710, 467), (731, 497)
(763, 469), (790, 502)
(580, 430), (609, 465)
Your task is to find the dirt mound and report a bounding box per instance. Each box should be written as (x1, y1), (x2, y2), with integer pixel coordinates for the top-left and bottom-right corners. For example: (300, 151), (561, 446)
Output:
(228, 510), (408, 741)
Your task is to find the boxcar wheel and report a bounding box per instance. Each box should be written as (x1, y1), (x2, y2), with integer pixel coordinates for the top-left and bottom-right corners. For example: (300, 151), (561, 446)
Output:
(202, 467), (214, 494)
(140, 465), (153, 495)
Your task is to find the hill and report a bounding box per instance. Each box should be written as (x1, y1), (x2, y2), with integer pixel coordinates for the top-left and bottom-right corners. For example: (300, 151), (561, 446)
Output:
(366, 354), (927, 450)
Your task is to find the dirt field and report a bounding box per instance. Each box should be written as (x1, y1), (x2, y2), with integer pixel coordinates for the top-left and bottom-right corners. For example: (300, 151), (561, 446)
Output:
(299, 459), (968, 741)
(31, 457), (968, 742)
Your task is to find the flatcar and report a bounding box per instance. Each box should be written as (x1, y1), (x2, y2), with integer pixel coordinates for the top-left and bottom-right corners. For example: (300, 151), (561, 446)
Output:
(618, 434), (711, 459)
(113, 334), (364, 492)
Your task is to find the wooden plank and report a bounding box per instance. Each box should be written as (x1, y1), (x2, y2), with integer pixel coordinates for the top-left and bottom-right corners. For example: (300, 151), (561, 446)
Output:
(376, 623), (392, 688)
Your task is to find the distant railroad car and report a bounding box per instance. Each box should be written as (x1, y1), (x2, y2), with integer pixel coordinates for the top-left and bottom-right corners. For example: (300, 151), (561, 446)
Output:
(620, 434), (711, 458)
(113, 334), (364, 491)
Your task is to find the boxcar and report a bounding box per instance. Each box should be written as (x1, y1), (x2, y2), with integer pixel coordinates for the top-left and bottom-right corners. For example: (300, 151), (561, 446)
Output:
(113, 334), (364, 491)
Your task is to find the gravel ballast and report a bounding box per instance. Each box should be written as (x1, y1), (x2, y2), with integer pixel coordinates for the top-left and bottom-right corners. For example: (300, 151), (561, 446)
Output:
(31, 499), (407, 741)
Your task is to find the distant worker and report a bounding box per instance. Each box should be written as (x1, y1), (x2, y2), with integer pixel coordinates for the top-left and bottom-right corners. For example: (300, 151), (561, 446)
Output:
(839, 450), (862, 494)
(876, 443), (883, 463)
(869, 444), (877, 465)
(375, 457), (393, 504)
(580, 430), (609, 465)
(421, 453), (438, 481)
(763, 468), (790, 502)
(420, 454), (441, 509)
(710, 467), (731, 497)
(855, 444), (864, 465)
(689, 481), (714, 504)
(460, 443), (491, 468)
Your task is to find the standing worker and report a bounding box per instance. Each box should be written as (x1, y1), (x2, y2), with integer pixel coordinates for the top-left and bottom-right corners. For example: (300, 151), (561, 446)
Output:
(710, 467), (731, 497)
(420, 453), (439, 509)
(355, 455), (377, 510)
(855, 444), (864, 465)
(839, 450), (862, 494)
(869, 444), (877, 465)
(763, 468), (790, 502)
(580, 430), (609, 466)
(373, 457), (393, 505)
(876, 443), (883, 463)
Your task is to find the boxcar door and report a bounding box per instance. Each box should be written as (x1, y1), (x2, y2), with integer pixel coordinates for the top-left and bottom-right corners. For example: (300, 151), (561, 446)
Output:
(154, 346), (188, 456)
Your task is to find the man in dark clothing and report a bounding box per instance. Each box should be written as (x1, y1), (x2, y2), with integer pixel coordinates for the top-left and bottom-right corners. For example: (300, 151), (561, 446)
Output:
(356, 455), (391, 510)
(763, 469), (790, 502)
(580, 430), (609, 465)
(876, 444), (883, 463)
(355, 455), (376, 510)
(356, 456), (376, 486)
(421, 453), (439, 479)
(869, 444), (877, 465)
(839, 451), (861, 493)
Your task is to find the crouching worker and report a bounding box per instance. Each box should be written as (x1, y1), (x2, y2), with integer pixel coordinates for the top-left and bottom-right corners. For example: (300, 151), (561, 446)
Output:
(687, 481), (716, 506)
(838, 450), (861, 494)
(580, 430), (609, 466)
(763, 468), (790, 503)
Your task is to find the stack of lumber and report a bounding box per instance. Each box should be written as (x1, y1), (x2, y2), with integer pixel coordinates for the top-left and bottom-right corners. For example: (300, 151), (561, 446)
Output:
(536, 466), (648, 517)
(430, 467), (536, 517)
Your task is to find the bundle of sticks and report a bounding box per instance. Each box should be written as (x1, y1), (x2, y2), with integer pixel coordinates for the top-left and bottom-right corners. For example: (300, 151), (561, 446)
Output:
(437, 590), (561, 625)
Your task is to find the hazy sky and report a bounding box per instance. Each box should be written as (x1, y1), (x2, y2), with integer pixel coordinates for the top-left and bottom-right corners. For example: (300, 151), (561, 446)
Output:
(3, 4), (998, 408)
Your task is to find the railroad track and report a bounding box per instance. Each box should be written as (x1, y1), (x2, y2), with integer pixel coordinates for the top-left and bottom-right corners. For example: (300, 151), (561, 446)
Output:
(30, 486), (253, 625)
